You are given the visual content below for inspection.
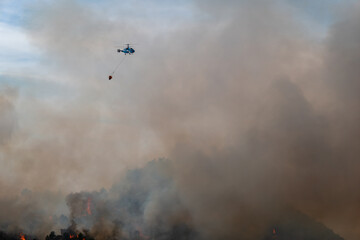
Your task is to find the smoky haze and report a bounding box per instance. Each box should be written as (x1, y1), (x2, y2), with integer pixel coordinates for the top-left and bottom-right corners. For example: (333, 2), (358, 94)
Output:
(1, 0), (360, 239)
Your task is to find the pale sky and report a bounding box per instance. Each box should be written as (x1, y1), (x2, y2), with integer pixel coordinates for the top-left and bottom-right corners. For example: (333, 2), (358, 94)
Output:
(0, 0), (346, 86)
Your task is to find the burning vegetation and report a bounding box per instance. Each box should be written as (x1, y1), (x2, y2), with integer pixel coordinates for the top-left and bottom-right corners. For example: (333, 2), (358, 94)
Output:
(0, 160), (346, 240)
(45, 230), (92, 240)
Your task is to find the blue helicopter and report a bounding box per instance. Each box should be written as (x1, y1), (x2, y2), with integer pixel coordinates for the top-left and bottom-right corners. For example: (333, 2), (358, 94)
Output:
(109, 44), (135, 80)
(117, 44), (135, 55)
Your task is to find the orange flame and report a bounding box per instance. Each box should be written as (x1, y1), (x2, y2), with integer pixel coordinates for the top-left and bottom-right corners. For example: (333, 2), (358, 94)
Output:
(19, 234), (26, 240)
(273, 228), (276, 234)
(69, 234), (74, 239)
(87, 197), (92, 215)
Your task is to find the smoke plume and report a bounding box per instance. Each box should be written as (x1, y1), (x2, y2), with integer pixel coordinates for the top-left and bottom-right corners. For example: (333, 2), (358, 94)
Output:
(1, 0), (360, 239)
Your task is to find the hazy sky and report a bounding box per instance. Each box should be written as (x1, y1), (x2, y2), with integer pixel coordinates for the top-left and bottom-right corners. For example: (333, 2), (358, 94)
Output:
(0, 0), (355, 202)
(0, 0), (346, 76)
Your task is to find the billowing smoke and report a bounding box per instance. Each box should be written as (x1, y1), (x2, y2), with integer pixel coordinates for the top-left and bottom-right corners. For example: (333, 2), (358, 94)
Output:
(64, 160), (195, 240)
(0, 87), (17, 145)
(1, 0), (360, 239)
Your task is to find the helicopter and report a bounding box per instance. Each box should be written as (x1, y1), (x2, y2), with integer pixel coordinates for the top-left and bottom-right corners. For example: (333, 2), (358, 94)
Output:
(109, 44), (135, 80)
(117, 44), (135, 55)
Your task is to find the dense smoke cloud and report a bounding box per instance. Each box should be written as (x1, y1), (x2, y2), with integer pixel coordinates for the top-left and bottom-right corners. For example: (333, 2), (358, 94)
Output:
(0, 190), (67, 238)
(0, 87), (17, 145)
(1, 0), (360, 239)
